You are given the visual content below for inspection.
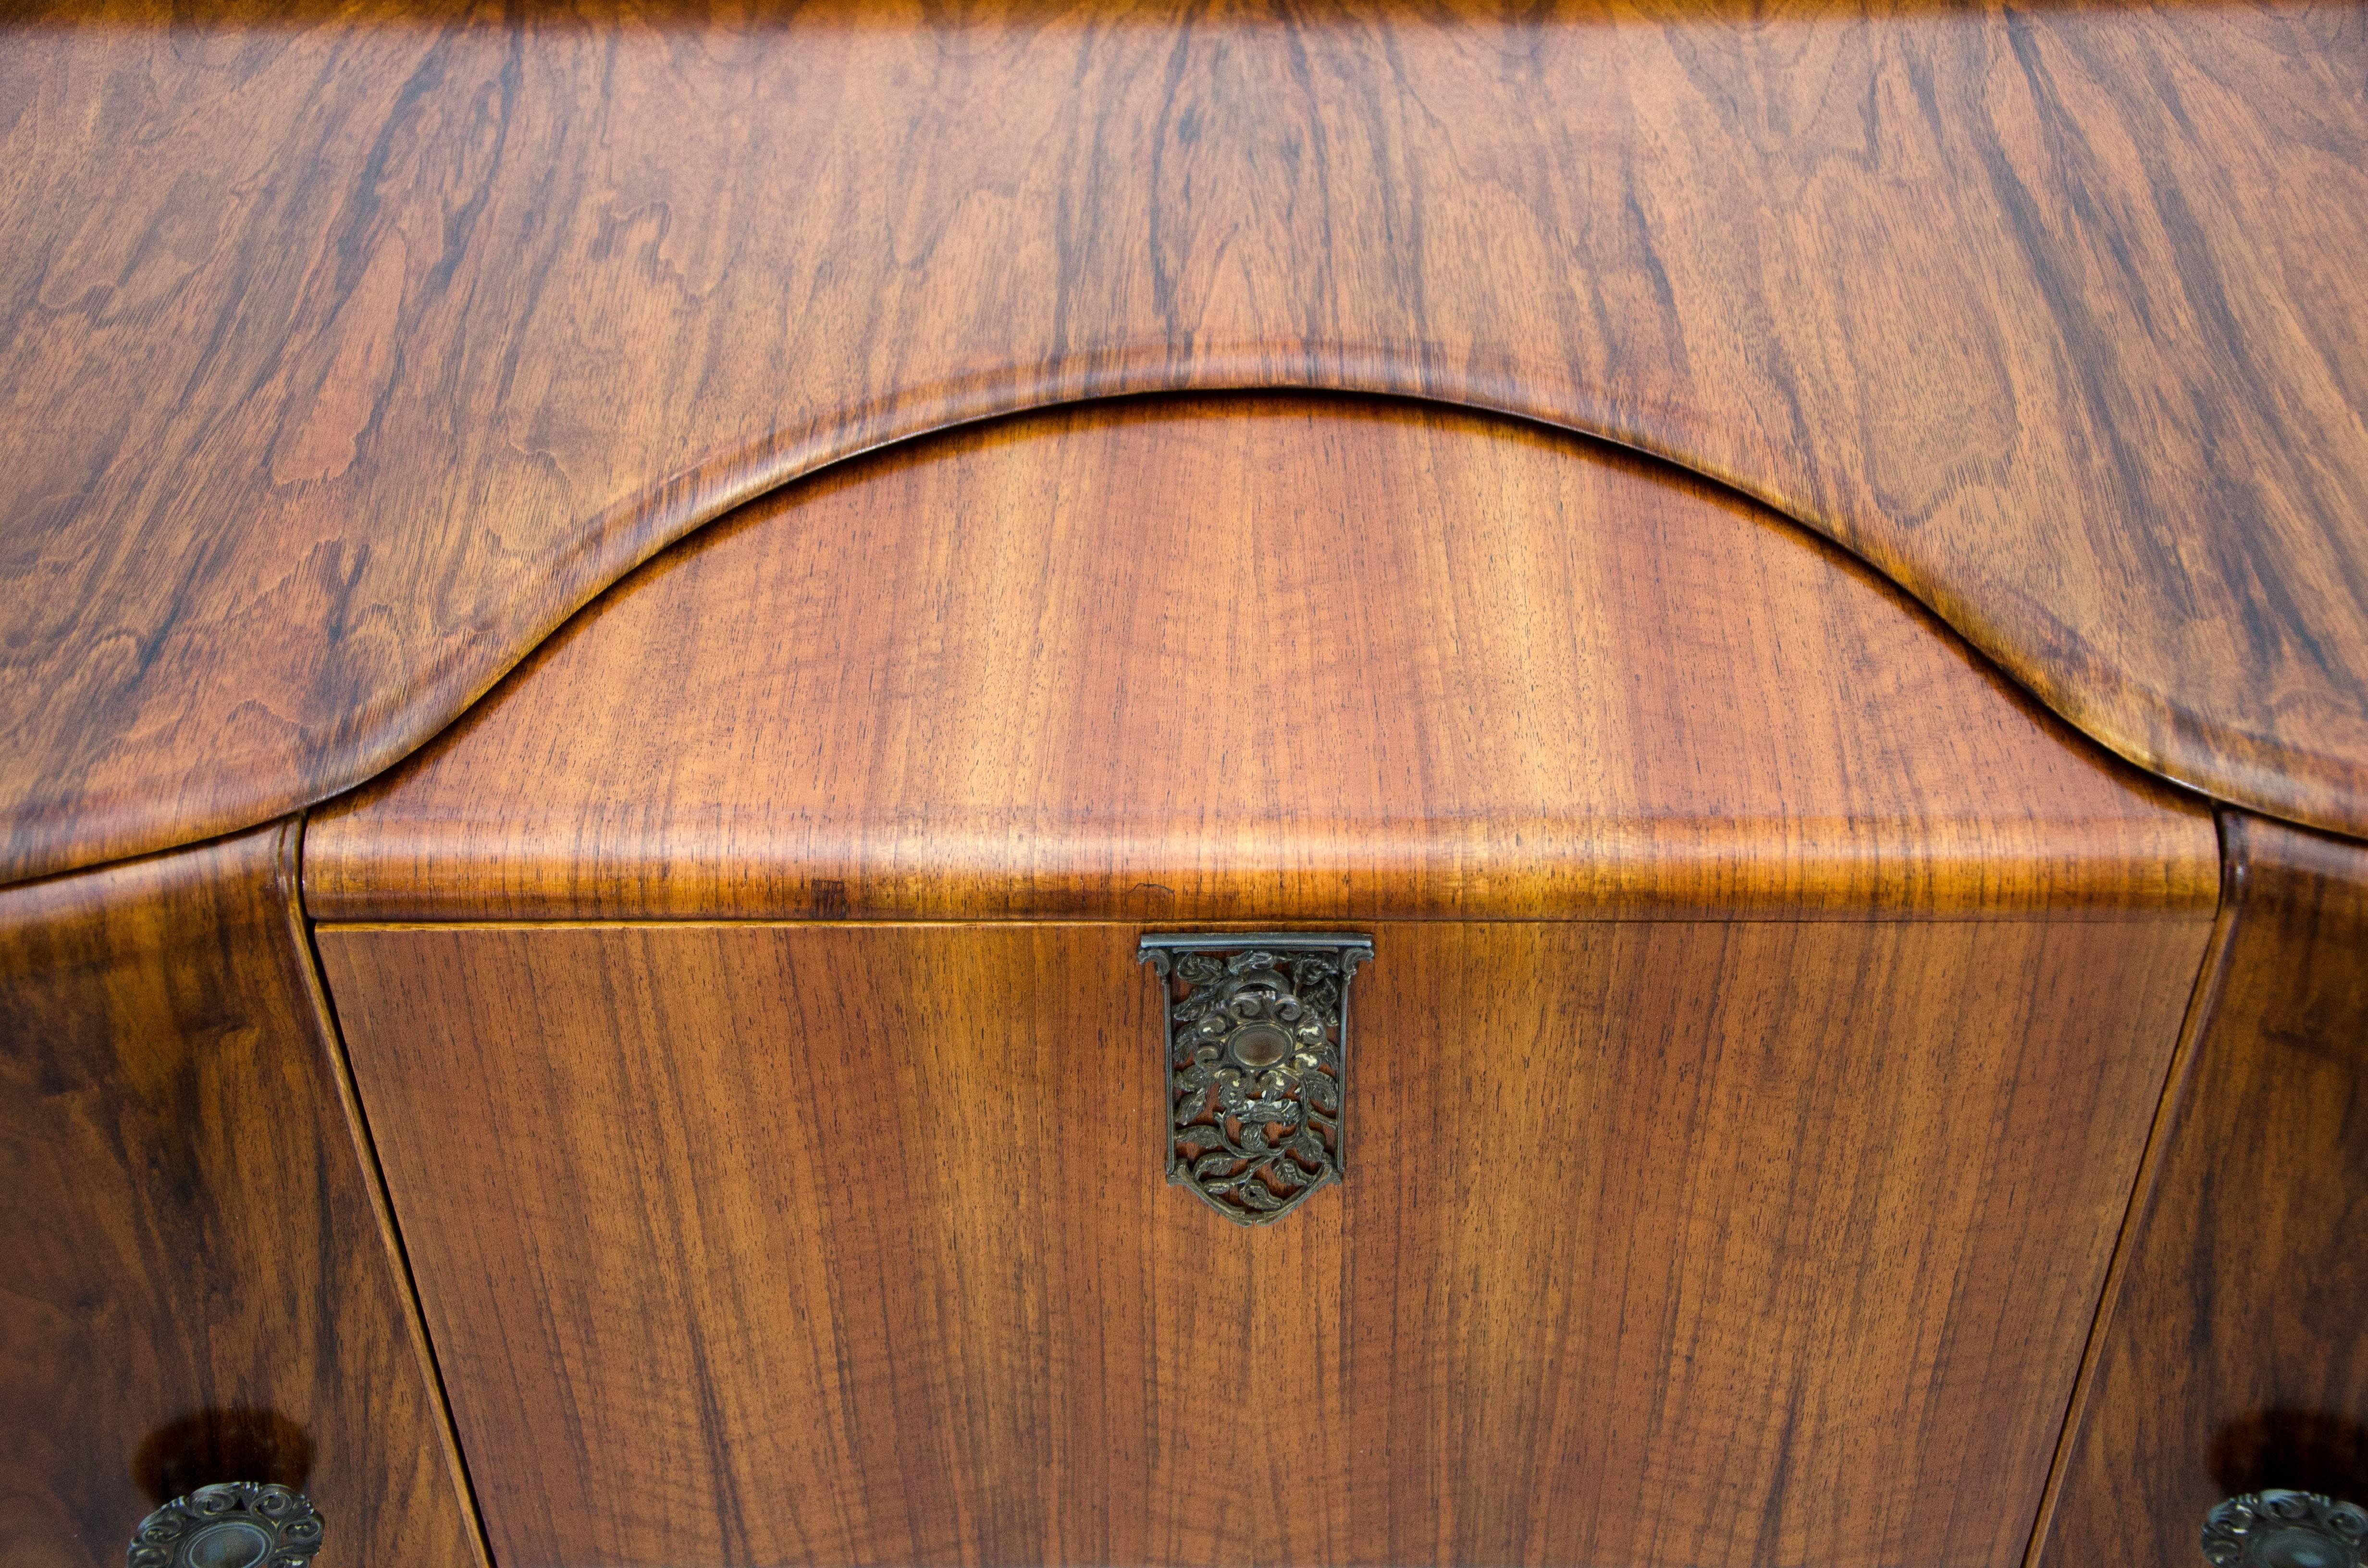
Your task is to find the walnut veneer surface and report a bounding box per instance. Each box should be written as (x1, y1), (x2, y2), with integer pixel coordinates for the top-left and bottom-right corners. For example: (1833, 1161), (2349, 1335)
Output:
(307, 393), (2228, 1564)
(319, 915), (2209, 1568)
(6, 0), (2368, 889)
(308, 396), (2220, 922)
(0, 822), (483, 1568)
(2040, 813), (2368, 1567)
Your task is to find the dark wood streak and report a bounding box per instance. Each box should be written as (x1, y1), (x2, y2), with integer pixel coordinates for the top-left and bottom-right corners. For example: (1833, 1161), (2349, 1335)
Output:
(2034, 813), (2368, 1568)
(2, 0), (2366, 888)
(0, 822), (484, 1568)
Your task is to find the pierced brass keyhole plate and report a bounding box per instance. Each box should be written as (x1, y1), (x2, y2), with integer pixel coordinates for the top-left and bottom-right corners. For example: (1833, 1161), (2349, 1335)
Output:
(1139, 933), (1373, 1226)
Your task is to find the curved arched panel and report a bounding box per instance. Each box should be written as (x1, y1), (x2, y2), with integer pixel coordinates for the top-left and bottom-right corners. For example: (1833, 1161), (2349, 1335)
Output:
(2, 0), (2364, 885)
(304, 393), (2219, 921)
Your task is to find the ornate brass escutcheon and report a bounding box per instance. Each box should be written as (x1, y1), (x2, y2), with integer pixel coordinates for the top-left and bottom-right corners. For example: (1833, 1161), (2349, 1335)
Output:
(127, 1482), (323, 1568)
(1138, 933), (1373, 1226)
(2204, 1491), (2368, 1568)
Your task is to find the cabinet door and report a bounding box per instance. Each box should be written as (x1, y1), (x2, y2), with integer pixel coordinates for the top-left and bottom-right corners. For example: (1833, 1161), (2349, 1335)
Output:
(322, 914), (2203, 1568)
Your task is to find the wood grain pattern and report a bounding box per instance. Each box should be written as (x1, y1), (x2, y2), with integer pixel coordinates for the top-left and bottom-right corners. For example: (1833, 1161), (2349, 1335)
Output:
(0, 822), (483, 1568)
(319, 913), (2209, 1568)
(3, 0), (2367, 885)
(306, 396), (2218, 923)
(2035, 813), (2368, 1567)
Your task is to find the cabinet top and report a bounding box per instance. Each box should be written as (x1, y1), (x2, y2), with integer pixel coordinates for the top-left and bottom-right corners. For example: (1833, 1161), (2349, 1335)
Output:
(2, 0), (2363, 885)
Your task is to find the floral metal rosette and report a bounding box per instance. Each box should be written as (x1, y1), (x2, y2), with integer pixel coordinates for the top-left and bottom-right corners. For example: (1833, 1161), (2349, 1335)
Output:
(2203, 1490), (2368, 1568)
(127, 1482), (323, 1568)
(1140, 934), (1372, 1225)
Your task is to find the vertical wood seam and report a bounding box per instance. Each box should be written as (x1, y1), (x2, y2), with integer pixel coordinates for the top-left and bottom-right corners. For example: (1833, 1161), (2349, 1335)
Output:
(2020, 808), (2247, 1568)
(280, 811), (497, 1568)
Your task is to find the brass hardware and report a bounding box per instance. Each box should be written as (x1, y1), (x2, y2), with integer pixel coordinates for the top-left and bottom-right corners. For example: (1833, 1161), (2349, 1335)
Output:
(1138, 933), (1372, 1226)
(2204, 1491), (2368, 1568)
(128, 1482), (323, 1568)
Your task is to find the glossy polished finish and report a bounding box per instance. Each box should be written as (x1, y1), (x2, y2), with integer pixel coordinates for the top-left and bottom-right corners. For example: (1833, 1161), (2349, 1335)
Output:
(5, 1), (2368, 888)
(2038, 815), (2368, 1568)
(319, 914), (2208, 1568)
(0, 824), (481, 1568)
(306, 398), (2219, 923)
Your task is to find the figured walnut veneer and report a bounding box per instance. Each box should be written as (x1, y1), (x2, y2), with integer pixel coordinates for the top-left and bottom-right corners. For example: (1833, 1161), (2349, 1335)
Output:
(0, 823), (481, 1568)
(306, 397), (2219, 922)
(308, 394), (2221, 1566)
(319, 915), (2208, 1568)
(4, 0), (2367, 887)
(2039, 814), (2368, 1567)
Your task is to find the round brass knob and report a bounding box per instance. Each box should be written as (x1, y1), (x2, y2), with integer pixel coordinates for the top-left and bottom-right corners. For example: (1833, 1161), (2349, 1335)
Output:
(127, 1483), (323, 1568)
(2204, 1491), (2368, 1568)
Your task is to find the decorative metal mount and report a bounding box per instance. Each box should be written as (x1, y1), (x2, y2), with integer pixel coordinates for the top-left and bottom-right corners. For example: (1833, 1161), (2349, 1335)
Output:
(2204, 1491), (2368, 1568)
(127, 1482), (324, 1568)
(1138, 933), (1373, 1226)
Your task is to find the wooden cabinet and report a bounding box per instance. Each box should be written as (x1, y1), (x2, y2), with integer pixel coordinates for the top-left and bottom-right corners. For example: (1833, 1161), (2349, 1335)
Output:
(305, 398), (2219, 1565)
(7, 9), (2368, 1567)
